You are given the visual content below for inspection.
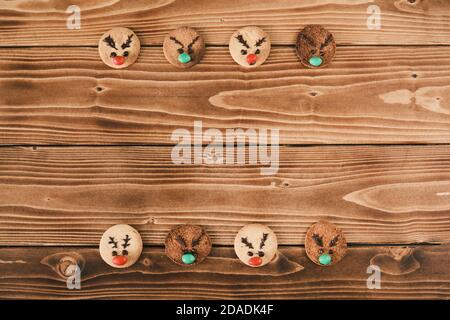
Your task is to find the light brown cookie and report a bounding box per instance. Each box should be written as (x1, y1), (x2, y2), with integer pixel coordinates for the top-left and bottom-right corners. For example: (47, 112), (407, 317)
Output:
(163, 27), (205, 68)
(234, 224), (278, 267)
(305, 220), (347, 266)
(165, 224), (211, 266)
(296, 25), (336, 68)
(99, 224), (143, 268)
(229, 26), (271, 68)
(98, 27), (140, 69)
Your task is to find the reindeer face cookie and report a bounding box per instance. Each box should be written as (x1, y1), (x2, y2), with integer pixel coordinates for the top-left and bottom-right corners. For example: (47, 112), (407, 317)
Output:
(165, 225), (211, 266)
(305, 221), (347, 266)
(99, 224), (143, 268)
(229, 26), (271, 68)
(99, 27), (140, 69)
(234, 224), (278, 267)
(163, 27), (205, 68)
(296, 25), (336, 68)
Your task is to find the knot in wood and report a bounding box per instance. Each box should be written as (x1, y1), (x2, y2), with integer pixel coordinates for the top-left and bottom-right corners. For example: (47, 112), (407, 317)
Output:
(57, 256), (79, 278)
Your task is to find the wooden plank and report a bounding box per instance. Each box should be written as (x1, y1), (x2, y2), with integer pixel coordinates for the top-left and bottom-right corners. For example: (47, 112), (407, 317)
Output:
(0, 245), (448, 299)
(1, 0), (450, 46)
(1, 145), (450, 246)
(2, 46), (450, 145)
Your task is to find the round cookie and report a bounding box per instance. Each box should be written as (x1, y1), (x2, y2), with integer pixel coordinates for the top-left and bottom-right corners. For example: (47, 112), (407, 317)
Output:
(99, 224), (143, 268)
(165, 225), (211, 266)
(234, 224), (278, 267)
(305, 220), (347, 266)
(296, 25), (336, 68)
(98, 27), (140, 69)
(229, 26), (271, 68)
(163, 27), (205, 68)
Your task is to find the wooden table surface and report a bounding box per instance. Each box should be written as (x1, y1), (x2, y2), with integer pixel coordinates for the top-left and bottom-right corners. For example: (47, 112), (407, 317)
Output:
(0, 0), (449, 299)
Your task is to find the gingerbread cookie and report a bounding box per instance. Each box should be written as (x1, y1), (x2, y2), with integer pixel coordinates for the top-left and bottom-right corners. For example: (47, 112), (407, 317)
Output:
(165, 225), (211, 266)
(234, 224), (278, 267)
(296, 25), (336, 68)
(229, 26), (271, 68)
(305, 221), (347, 266)
(99, 224), (143, 268)
(163, 27), (205, 68)
(98, 27), (140, 69)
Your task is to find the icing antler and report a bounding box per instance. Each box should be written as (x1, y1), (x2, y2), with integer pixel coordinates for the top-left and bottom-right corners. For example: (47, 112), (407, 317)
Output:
(121, 34), (133, 49)
(170, 36), (185, 48)
(312, 234), (324, 247)
(235, 34), (250, 49)
(187, 35), (200, 53)
(255, 37), (266, 47)
(241, 237), (254, 249)
(300, 33), (316, 47)
(176, 235), (187, 248)
(329, 235), (339, 247)
(259, 233), (269, 249)
(108, 236), (118, 249)
(320, 33), (334, 50)
(103, 35), (118, 50)
(191, 232), (203, 247)
(122, 234), (131, 249)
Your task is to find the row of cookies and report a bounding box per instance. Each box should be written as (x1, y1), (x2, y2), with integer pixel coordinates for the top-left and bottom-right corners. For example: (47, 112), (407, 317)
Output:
(100, 221), (347, 269)
(99, 25), (336, 69)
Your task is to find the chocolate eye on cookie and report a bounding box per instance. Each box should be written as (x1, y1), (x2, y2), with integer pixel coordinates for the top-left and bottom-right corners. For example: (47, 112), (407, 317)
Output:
(99, 27), (141, 69)
(99, 224), (143, 268)
(305, 220), (347, 266)
(165, 224), (212, 266)
(234, 224), (278, 267)
(163, 27), (205, 68)
(229, 26), (271, 68)
(296, 25), (336, 68)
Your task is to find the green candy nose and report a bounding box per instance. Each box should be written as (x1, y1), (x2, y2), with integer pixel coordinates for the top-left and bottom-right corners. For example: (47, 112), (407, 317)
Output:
(178, 52), (192, 64)
(182, 252), (196, 265)
(309, 56), (323, 67)
(319, 253), (332, 265)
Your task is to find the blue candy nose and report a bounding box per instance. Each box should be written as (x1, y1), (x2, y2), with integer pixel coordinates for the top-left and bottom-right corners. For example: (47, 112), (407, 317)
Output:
(319, 253), (332, 265)
(309, 56), (323, 67)
(178, 52), (192, 64)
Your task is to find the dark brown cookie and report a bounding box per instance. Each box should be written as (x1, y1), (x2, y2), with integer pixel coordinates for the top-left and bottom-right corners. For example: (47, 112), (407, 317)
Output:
(305, 220), (347, 266)
(165, 224), (211, 266)
(163, 27), (205, 68)
(296, 25), (336, 68)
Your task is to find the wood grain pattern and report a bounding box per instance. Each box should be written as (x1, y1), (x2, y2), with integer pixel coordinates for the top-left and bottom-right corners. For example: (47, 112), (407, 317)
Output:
(1, 0), (450, 300)
(1, 0), (450, 46)
(0, 245), (448, 299)
(2, 46), (450, 145)
(1, 145), (449, 246)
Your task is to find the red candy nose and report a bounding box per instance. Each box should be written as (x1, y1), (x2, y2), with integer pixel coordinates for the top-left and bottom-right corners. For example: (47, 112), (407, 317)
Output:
(112, 255), (128, 266)
(247, 54), (257, 65)
(248, 256), (262, 266)
(112, 56), (125, 66)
